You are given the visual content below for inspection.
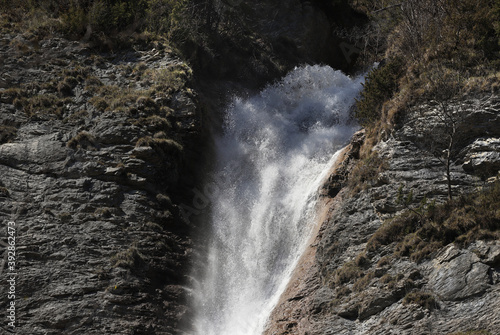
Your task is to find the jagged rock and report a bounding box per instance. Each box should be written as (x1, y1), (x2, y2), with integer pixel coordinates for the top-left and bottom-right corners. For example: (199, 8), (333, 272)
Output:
(264, 96), (500, 335)
(321, 129), (365, 198)
(357, 288), (405, 321)
(1, 3), (498, 334)
(0, 32), (199, 335)
(470, 240), (500, 266)
(428, 245), (491, 301)
(0, 136), (68, 173)
(462, 138), (500, 178)
(93, 120), (143, 146)
(131, 146), (160, 164)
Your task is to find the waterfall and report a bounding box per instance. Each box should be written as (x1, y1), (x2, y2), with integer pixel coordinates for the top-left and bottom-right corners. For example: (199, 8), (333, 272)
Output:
(191, 65), (364, 335)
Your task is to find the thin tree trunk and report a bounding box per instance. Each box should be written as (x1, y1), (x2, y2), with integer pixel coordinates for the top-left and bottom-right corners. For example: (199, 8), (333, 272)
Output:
(446, 124), (456, 200)
(446, 155), (452, 200)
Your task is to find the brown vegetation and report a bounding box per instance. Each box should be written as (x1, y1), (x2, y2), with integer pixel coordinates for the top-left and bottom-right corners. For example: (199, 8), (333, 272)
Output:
(136, 137), (183, 158)
(0, 125), (17, 144)
(111, 245), (145, 270)
(333, 261), (363, 287)
(351, 0), (500, 148)
(67, 131), (97, 150)
(402, 291), (437, 310)
(352, 271), (375, 292)
(367, 181), (500, 262)
(347, 151), (388, 194)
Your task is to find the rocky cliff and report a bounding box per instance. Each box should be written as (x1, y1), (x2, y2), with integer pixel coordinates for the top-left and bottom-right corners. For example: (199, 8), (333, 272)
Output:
(264, 96), (500, 335)
(0, 32), (205, 334)
(263, 1), (500, 332)
(0, 1), (365, 334)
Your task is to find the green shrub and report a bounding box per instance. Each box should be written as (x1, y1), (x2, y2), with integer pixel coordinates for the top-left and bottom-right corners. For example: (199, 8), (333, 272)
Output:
(5, 0), (186, 48)
(354, 58), (404, 127)
(61, 0), (149, 36)
(378, 0), (500, 66)
(61, 5), (88, 36)
(351, 0), (500, 133)
(145, 0), (186, 34)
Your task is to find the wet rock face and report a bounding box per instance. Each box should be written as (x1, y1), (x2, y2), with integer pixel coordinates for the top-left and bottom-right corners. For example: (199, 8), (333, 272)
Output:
(188, 0), (365, 86)
(264, 96), (500, 335)
(246, 0), (365, 70)
(243, 0), (332, 64)
(0, 34), (203, 334)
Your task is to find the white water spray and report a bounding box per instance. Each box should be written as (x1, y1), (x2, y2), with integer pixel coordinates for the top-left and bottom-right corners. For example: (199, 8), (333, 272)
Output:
(191, 65), (364, 335)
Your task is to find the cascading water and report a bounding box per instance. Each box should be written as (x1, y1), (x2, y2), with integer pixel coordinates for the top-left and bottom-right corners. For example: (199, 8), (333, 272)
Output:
(191, 65), (364, 335)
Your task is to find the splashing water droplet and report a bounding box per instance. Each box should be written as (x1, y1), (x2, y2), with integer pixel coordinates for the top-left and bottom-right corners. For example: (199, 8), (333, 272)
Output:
(191, 65), (364, 335)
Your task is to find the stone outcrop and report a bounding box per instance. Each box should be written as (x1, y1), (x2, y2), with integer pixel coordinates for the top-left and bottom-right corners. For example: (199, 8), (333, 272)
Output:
(427, 245), (492, 302)
(0, 33), (202, 334)
(264, 96), (500, 334)
(462, 137), (500, 178)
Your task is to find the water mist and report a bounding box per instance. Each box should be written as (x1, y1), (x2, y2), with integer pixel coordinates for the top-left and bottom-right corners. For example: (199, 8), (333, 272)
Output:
(191, 65), (364, 335)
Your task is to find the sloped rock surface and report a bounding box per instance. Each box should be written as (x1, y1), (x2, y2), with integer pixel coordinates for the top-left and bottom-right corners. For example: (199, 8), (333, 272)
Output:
(264, 96), (500, 335)
(428, 246), (491, 301)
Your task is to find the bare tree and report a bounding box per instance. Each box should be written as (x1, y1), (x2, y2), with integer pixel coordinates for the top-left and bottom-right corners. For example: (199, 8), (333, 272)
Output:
(413, 66), (469, 200)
